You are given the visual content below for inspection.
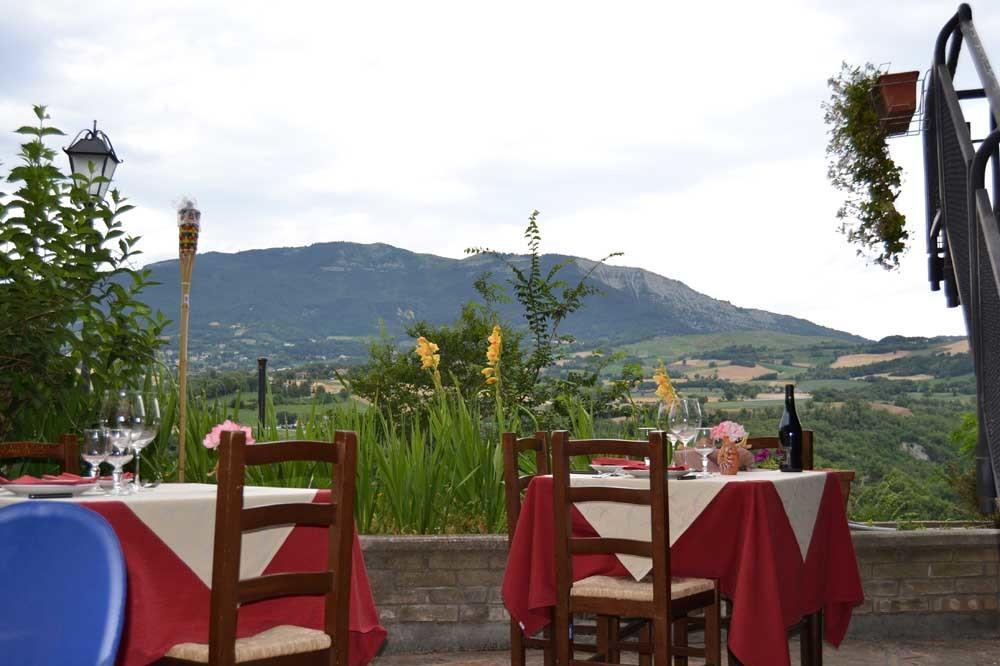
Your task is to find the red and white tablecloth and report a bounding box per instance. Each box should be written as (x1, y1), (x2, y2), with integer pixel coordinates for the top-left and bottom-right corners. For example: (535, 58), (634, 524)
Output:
(502, 470), (863, 666)
(0, 483), (386, 665)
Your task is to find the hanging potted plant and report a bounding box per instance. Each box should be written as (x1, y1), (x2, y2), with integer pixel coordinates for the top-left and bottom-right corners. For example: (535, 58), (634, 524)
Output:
(874, 70), (920, 135)
(823, 62), (909, 270)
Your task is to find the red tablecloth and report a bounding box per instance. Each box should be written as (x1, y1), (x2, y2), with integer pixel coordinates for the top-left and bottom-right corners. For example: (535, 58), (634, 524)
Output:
(502, 473), (863, 666)
(80, 490), (386, 665)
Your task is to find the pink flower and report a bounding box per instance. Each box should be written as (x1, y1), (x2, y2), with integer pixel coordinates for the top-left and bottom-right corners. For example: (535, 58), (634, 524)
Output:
(710, 420), (747, 442)
(203, 420), (255, 449)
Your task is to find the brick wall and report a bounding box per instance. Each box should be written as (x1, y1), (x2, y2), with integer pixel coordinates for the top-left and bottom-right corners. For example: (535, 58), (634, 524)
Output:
(362, 529), (1000, 654)
(851, 529), (1000, 636)
(361, 535), (510, 653)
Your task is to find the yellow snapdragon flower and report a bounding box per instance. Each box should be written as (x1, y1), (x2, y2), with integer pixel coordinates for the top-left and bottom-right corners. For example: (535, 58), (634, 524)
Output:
(415, 336), (442, 385)
(482, 325), (502, 386)
(653, 362), (676, 404)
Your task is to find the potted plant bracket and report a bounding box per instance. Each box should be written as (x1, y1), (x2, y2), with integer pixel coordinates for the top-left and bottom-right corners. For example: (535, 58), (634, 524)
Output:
(873, 70), (920, 136)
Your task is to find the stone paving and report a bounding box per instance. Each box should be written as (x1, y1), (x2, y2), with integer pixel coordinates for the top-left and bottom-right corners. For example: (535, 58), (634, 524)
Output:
(374, 638), (1000, 665)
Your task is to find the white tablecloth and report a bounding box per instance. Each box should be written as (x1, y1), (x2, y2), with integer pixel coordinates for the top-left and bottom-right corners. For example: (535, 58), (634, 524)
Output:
(571, 470), (829, 579)
(0, 483), (316, 586)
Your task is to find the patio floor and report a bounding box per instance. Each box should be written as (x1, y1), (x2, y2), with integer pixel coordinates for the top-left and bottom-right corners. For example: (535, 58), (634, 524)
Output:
(374, 638), (1000, 665)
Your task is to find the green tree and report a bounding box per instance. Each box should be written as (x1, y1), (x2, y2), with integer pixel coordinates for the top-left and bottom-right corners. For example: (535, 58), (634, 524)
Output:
(0, 106), (167, 439)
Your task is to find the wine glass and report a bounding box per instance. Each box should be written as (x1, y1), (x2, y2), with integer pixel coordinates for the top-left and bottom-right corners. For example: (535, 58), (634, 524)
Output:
(104, 428), (134, 496)
(691, 427), (714, 478)
(657, 401), (680, 457)
(80, 428), (108, 479)
(100, 388), (131, 431)
(668, 398), (702, 451)
(128, 392), (160, 491)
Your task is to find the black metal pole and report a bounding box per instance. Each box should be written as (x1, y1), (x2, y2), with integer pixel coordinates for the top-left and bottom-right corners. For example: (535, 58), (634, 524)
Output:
(257, 358), (268, 431)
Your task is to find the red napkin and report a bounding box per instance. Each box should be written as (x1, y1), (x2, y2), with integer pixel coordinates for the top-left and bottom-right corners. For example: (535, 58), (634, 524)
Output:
(0, 476), (8, 484)
(668, 465), (688, 471)
(590, 457), (637, 467)
(9, 473), (96, 486)
(621, 462), (649, 470)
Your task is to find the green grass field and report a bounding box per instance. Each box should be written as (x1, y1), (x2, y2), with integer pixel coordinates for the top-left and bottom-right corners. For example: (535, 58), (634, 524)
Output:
(617, 331), (848, 363)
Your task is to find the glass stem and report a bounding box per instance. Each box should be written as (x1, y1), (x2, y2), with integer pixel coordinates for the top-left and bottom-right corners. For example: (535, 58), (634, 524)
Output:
(702, 454), (709, 475)
(112, 466), (122, 494)
(134, 449), (142, 489)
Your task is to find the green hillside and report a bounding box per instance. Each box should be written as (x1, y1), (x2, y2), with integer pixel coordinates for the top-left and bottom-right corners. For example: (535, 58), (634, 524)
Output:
(138, 242), (863, 369)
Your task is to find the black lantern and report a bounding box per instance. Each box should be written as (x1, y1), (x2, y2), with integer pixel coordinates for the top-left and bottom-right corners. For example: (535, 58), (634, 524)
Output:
(64, 121), (122, 199)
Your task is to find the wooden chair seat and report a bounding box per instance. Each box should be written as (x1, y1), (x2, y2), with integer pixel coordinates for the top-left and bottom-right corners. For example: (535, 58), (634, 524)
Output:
(165, 625), (330, 663)
(573, 575), (715, 603)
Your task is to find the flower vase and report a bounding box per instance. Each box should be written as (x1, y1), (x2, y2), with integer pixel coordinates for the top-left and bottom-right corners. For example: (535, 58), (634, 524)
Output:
(718, 437), (740, 476)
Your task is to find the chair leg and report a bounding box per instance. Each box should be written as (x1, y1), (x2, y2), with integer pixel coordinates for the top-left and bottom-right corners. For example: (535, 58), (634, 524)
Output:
(653, 618), (670, 666)
(671, 618), (688, 666)
(705, 588), (721, 666)
(542, 624), (554, 666)
(639, 624), (652, 666)
(604, 615), (621, 664)
(510, 620), (526, 666)
(555, 608), (571, 666)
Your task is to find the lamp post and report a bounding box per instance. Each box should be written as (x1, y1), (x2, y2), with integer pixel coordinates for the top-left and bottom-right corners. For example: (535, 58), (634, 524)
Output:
(63, 121), (122, 199)
(64, 121), (121, 399)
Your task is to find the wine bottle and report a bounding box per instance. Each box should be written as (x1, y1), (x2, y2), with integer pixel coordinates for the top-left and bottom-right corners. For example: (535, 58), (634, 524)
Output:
(778, 384), (803, 472)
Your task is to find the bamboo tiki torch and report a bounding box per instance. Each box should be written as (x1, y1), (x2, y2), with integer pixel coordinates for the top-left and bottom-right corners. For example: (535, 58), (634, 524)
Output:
(176, 199), (201, 483)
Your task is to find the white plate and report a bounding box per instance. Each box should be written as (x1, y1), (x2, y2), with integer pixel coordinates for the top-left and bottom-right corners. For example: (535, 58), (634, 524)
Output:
(1, 483), (98, 497)
(589, 464), (625, 474)
(619, 469), (690, 479)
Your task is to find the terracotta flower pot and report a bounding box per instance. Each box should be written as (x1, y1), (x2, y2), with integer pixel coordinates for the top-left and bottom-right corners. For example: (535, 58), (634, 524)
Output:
(874, 71), (919, 136)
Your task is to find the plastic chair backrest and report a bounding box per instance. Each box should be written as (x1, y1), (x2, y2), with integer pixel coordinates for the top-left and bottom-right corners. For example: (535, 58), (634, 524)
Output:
(0, 502), (127, 666)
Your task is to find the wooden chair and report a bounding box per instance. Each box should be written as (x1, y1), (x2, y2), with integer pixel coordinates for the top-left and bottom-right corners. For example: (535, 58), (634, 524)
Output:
(0, 436), (80, 475)
(502, 431), (554, 666)
(551, 430), (721, 666)
(502, 432), (614, 663)
(160, 430), (357, 666)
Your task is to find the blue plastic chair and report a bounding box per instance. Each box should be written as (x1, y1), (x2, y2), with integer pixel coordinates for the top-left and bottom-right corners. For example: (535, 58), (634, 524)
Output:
(0, 502), (127, 666)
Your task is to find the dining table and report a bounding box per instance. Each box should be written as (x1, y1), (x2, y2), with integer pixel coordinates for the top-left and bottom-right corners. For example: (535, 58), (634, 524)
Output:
(502, 469), (864, 666)
(0, 482), (386, 666)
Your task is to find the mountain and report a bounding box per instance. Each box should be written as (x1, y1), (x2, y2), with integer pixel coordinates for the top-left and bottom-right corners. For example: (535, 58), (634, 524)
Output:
(138, 242), (864, 368)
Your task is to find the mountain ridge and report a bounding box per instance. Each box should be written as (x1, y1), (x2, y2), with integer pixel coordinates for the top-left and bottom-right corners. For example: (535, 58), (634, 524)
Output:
(138, 241), (865, 367)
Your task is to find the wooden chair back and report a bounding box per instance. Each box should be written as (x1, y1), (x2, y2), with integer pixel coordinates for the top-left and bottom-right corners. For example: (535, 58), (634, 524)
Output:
(746, 430), (814, 470)
(501, 431), (549, 543)
(209, 430), (358, 666)
(551, 430), (670, 623)
(0, 436), (80, 475)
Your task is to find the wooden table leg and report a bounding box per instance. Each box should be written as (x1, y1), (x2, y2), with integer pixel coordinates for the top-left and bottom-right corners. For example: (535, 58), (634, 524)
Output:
(800, 610), (823, 666)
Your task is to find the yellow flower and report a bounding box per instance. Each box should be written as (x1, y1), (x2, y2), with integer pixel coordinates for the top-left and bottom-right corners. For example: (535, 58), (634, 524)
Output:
(414, 336), (440, 371)
(484, 325), (502, 386)
(653, 362), (676, 404)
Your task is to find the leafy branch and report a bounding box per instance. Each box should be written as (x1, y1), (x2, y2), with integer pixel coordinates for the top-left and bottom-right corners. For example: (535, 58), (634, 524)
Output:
(466, 210), (622, 383)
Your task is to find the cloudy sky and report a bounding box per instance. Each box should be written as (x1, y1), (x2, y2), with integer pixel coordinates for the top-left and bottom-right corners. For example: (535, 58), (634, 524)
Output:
(2, 0), (998, 339)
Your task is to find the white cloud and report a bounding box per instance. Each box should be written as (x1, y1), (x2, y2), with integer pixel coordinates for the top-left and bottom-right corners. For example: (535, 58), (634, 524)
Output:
(0, 0), (980, 337)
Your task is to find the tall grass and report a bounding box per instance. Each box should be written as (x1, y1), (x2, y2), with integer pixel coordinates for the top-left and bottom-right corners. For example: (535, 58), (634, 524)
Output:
(138, 367), (639, 535)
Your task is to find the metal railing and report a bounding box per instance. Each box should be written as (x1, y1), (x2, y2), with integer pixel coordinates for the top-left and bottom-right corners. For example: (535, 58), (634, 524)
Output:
(925, 3), (1000, 513)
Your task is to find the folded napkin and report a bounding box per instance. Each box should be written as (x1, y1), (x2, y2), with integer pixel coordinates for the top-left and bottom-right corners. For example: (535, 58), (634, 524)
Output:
(0, 475), (8, 484)
(6, 474), (93, 486)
